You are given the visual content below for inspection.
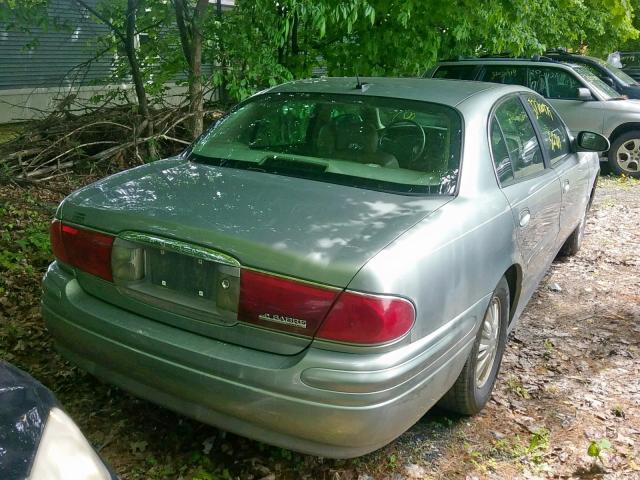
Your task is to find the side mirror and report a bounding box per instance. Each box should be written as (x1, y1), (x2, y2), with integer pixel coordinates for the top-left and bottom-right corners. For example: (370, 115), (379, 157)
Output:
(578, 87), (594, 101)
(576, 131), (610, 152)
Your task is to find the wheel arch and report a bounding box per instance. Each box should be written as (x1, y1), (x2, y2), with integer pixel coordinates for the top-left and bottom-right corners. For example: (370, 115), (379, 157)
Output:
(503, 264), (523, 325)
(606, 123), (640, 156)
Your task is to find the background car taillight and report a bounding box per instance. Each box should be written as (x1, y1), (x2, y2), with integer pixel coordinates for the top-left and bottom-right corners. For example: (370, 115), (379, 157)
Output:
(50, 220), (114, 281)
(238, 270), (415, 345)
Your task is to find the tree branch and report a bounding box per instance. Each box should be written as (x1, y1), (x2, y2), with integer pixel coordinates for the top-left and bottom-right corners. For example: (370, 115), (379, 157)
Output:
(71, 0), (127, 44)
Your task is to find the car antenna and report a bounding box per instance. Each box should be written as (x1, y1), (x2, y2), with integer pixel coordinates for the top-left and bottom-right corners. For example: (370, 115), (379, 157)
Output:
(355, 72), (367, 90)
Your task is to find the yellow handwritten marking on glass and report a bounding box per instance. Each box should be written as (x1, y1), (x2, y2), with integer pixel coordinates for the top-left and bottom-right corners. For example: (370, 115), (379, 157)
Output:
(403, 111), (416, 120)
(547, 131), (562, 151)
(527, 98), (554, 120)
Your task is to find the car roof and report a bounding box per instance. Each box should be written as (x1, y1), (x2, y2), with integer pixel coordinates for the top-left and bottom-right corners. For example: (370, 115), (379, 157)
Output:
(546, 53), (603, 64)
(265, 77), (527, 107)
(437, 58), (577, 67)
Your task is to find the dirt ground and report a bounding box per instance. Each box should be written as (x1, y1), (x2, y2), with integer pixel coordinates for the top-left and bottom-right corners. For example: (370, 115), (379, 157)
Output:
(0, 174), (638, 480)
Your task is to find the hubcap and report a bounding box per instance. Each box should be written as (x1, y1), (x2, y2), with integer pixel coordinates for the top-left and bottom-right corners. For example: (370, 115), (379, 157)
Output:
(615, 139), (640, 174)
(475, 297), (501, 389)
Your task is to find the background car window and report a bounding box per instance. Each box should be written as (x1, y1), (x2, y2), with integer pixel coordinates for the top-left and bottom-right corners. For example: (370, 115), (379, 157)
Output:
(580, 63), (611, 83)
(572, 65), (620, 99)
(433, 65), (477, 80)
(523, 95), (570, 164)
(489, 117), (515, 185)
(493, 97), (545, 180)
(482, 65), (527, 86)
(528, 67), (583, 99)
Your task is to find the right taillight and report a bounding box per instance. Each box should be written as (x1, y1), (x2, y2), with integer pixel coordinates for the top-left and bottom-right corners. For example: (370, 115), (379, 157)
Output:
(316, 291), (415, 344)
(238, 269), (415, 345)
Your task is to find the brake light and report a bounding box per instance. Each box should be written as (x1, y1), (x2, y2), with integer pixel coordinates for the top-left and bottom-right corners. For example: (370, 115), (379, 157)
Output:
(238, 270), (339, 336)
(316, 291), (415, 344)
(49, 220), (114, 281)
(238, 269), (415, 344)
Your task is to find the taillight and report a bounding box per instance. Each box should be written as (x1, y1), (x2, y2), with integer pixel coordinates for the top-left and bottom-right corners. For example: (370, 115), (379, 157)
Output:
(316, 291), (415, 344)
(238, 270), (339, 336)
(49, 220), (114, 281)
(238, 269), (415, 345)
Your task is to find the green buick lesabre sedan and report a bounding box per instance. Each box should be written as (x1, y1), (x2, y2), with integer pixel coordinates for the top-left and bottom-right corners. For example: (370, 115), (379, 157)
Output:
(42, 78), (606, 458)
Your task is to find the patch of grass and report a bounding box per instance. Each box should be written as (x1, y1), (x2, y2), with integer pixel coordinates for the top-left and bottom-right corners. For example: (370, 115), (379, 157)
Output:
(0, 122), (25, 144)
(505, 376), (531, 399)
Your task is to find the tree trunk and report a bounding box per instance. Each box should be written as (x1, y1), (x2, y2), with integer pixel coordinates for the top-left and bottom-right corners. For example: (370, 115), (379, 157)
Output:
(189, 0), (209, 139)
(174, 0), (209, 139)
(125, 0), (149, 120)
(125, 0), (156, 158)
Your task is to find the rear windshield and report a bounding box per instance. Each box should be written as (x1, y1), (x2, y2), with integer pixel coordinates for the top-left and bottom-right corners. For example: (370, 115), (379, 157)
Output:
(432, 65), (477, 80)
(190, 92), (463, 195)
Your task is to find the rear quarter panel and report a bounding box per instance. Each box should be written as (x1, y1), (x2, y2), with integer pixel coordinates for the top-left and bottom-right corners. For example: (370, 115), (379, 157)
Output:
(348, 95), (522, 342)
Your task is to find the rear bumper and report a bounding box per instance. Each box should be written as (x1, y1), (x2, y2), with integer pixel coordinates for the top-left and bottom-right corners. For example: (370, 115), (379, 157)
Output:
(42, 262), (481, 458)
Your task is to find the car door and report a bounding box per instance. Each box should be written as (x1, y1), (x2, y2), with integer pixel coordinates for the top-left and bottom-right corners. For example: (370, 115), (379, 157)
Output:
(489, 95), (562, 292)
(526, 66), (606, 137)
(521, 94), (591, 243)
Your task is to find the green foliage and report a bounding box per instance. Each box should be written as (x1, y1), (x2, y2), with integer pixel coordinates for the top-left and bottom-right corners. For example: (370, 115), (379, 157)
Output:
(1, 0), (638, 104)
(0, 201), (51, 274)
(587, 438), (612, 463)
(526, 428), (550, 464)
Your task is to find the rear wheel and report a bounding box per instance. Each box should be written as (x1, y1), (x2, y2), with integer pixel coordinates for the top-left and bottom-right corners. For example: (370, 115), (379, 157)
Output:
(438, 276), (509, 415)
(609, 131), (640, 178)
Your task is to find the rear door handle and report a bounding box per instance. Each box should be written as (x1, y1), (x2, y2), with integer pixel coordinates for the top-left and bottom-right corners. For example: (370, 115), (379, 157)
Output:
(519, 209), (531, 228)
(563, 179), (570, 193)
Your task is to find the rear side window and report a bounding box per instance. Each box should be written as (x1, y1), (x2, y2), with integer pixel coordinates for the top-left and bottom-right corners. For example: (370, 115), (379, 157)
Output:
(433, 65), (477, 80)
(491, 97), (545, 182)
(528, 67), (583, 99)
(523, 95), (570, 164)
(490, 117), (514, 185)
(482, 66), (527, 86)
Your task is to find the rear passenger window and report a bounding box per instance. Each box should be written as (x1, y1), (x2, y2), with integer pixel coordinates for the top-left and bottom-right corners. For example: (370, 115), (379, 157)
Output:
(523, 95), (570, 164)
(433, 65), (477, 80)
(482, 66), (527, 86)
(492, 97), (545, 181)
(490, 117), (515, 185)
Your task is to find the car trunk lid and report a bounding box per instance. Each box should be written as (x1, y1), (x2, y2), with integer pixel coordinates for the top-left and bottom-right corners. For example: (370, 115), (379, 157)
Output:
(60, 158), (449, 354)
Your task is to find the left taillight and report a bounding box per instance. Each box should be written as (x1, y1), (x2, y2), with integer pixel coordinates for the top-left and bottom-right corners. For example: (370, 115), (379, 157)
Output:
(50, 219), (114, 281)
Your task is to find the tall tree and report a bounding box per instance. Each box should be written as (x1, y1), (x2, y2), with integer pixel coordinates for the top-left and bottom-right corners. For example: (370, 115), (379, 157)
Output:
(173, 0), (210, 139)
(71, 0), (158, 157)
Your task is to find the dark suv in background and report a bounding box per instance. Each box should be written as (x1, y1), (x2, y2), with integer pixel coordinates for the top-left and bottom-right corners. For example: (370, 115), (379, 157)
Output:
(544, 50), (640, 99)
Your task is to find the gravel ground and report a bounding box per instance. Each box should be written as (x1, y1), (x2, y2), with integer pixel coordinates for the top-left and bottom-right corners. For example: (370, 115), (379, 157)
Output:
(0, 174), (638, 480)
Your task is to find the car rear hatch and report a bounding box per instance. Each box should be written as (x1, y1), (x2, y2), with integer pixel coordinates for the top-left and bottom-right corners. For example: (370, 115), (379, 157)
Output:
(57, 158), (450, 354)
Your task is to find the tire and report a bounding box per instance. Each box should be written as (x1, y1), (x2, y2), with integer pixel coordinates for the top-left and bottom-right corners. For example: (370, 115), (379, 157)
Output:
(560, 206), (587, 257)
(438, 276), (509, 415)
(608, 131), (640, 178)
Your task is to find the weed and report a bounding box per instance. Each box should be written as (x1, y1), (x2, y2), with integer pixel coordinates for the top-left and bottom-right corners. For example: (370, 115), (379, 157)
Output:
(526, 428), (550, 464)
(611, 405), (625, 418)
(506, 376), (531, 399)
(587, 438), (612, 464)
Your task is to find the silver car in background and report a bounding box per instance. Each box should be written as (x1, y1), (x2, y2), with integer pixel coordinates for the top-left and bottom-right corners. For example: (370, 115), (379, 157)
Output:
(42, 78), (606, 458)
(429, 58), (640, 177)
